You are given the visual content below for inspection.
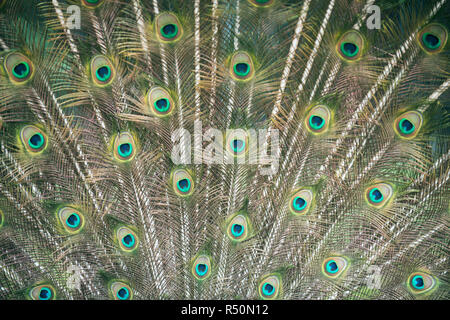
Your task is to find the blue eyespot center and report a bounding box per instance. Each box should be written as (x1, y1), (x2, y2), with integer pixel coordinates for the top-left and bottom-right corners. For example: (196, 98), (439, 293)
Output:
(177, 178), (190, 192)
(369, 188), (383, 203)
(423, 33), (440, 49)
(29, 133), (44, 149)
(118, 143), (132, 158)
(122, 234), (135, 248)
(326, 260), (339, 274)
(162, 24), (177, 38)
(234, 63), (250, 76)
(66, 213), (80, 228)
(155, 98), (169, 112)
(13, 62), (30, 79)
(117, 287), (130, 300)
(39, 287), (52, 300)
(231, 223), (244, 237)
(231, 139), (245, 153)
(262, 283), (275, 296)
(293, 197), (307, 211)
(412, 275), (424, 290)
(196, 263), (208, 276)
(399, 118), (415, 134)
(341, 42), (359, 57)
(96, 66), (111, 81)
(309, 115), (325, 130)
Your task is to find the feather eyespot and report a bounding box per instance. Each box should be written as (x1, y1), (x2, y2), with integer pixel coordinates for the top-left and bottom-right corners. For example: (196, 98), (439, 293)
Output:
(231, 223), (244, 236)
(162, 24), (177, 38)
(90, 55), (115, 87)
(146, 87), (175, 117)
(305, 105), (331, 134)
(13, 61), (30, 78)
(3, 52), (34, 84)
(20, 125), (48, 154)
(67, 214), (80, 228)
(231, 138), (245, 153)
(110, 282), (133, 300)
(171, 169), (194, 197)
(417, 23), (447, 54)
(258, 274), (281, 300)
(289, 188), (313, 216)
(226, 213), (250, 242)
(230, 52), (255, 81)
(113, 132), (137, 162)
(57, 207), (84, 234)
(322, 256), (348, 278)
(226, 129), (249, 158)
(234, 63), (250, 77)
(365, 183), (393, 208)
(192, 255), (212, 280)
(407, 272), (437, 295)
(29, 284), (55, 300)
(394, 111), (423, 139)
(155, 13), (183, 42)
(336, 30), (365, 61)
(117, 227), (139, 252)
(81, 0), (103, 8)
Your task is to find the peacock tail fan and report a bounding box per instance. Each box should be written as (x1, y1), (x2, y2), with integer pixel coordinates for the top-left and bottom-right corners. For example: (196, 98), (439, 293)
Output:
(0, 0), (449, 300)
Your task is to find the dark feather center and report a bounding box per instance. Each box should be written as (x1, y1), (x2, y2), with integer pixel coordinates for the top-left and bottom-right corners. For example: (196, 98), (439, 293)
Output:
(342, 42), (358, 57)
(29, 134), (43, 148)
(232, 139), (244, 152)
(96, 66), (110, 81)
(178, 178), (189, 190)
(13, 62), (29, 78)
(400, 119), (414, 133)
(425, 33), (439, 48)
(294, 197), (306, 210)
(197, 264), (206, 273)
(119, 143), (132, 156)
(235, 63), (249, 75)
(123, 234), (133, 246)
(328, 261), (338, 272)
(162, 24), (177, 37)
(413, 276), (424, 289)
(371, 189), (382, 201)
(155, 98), (169, 112)
(39, 288), (50, 300)
(118, 288), (128, 298)
(311, 115), (324, 128)
(232, 224), (243, 235)
(67, 214), (79, 227)
(263, 283), (274, 295)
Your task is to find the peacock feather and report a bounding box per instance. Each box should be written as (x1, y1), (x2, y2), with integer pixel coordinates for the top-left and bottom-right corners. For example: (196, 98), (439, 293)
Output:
(0, 0), (448, 300)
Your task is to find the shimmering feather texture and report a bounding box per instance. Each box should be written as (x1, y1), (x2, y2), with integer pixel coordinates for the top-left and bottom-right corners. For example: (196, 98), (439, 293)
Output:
(0, 0), (448, 300)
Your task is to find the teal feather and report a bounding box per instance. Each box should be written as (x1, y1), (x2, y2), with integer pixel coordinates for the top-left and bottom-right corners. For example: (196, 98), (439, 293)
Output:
(0, 0), (449, 300)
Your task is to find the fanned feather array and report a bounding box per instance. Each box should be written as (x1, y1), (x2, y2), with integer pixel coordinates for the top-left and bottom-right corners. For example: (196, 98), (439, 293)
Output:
(0, 0), (448, 300)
